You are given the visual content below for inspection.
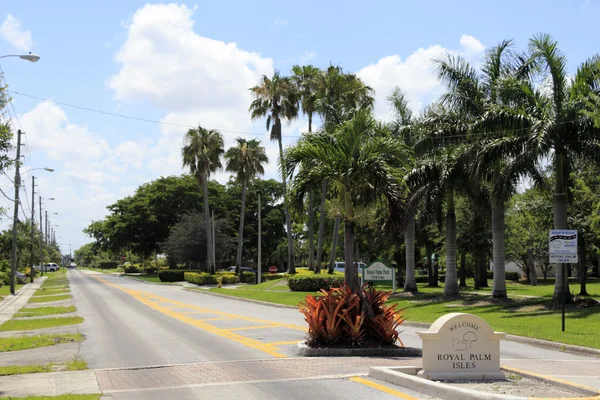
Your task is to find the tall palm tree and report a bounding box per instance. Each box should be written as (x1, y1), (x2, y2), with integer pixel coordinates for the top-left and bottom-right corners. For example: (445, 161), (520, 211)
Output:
(249, 72), (299, 273)
(286, 110), (409, 292)
(182, 126), (224, 274)
(292, 65), (322, 271)
(225, 138), (268, 278)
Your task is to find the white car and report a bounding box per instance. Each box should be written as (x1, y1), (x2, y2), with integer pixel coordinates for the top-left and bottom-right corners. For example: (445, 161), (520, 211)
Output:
(333, 262), (366, 273)
(68, 262), (77, 269)
(36, 263), (59, 272)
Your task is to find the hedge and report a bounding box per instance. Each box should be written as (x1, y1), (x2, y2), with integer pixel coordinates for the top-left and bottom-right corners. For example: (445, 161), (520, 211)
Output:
(184, 272), (219, 285)
(220, 274), (240, 284)
(159, 269), (201, 282)
(263, 273), (285, 281)
(0, 271), (8, 286)
(124, 265), (140, 273)
(287, 275), (344, 292)
(99, 261), (118, 270)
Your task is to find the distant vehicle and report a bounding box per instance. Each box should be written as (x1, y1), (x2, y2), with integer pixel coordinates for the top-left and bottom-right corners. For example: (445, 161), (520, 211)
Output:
(15, 271), (27, 284)
(333, 262), (367, 273)
(68, 262), (77, 269)
(35, 263), (59, 272)
(226, 266), (256, 273)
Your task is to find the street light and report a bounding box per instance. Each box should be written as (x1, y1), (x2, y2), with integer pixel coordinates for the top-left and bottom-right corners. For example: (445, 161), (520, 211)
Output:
(0, 53), (41, 62)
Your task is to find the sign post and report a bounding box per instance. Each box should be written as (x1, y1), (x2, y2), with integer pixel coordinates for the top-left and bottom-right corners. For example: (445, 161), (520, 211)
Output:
(549, 230), (577, 332)
(361, 261), (395, 292)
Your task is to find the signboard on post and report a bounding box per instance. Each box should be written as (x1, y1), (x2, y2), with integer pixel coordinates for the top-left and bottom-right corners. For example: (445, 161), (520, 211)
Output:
(549, 230), (578, 263)
(361, 261), (396, 292)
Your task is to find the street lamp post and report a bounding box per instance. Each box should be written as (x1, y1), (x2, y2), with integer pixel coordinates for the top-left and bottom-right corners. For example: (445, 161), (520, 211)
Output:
(27, 169), (54, 283)
(0, 53), (40, 62)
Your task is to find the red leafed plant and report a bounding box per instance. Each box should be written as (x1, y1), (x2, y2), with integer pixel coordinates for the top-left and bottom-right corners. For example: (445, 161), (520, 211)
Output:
(299, 283), (406, 347)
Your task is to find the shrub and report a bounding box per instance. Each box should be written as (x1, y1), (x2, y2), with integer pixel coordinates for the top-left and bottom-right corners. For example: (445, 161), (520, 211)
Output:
(220, 274), (240, 284)
(144, 266), (158, 274)
(0, 271), (8, 286)
(246, 275), (256, 284)
(241, 271), (255, 283)
(183, 272), (218, 285)
(299, 284), (405, 347)
(124, 265), (140, 273)
(415, 275), (429, 284)
(159, 269), (200, 282)
(288, 275), (344, 292)
(505, 272), (520, 282)
(264, 273), (285, 281)
(99, 261), (118, 270)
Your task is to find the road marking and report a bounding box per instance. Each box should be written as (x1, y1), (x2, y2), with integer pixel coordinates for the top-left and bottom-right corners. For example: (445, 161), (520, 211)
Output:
(195, 317), (236, 321)
(349, 376), (420, 399)
(91, 275), (291, 358)
(502, 366), (600, 399)
(266, 340), (301, 346)
(226, 324), (282, 331)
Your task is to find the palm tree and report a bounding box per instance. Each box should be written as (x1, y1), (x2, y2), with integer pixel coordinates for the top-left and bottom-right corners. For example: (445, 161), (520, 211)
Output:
(292, 65), (322, 271)
(225, 138), (268, 278)
(286, 110), (409, 292)
(249, 72), (299, 273)
(182, 126), (224, 274)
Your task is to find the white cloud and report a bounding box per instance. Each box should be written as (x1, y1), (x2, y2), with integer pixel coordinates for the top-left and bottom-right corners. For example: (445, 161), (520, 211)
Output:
(357, 35), (486, 121)
(298, 50), (316, 63)
(270, 17), (288, 31)
(0, 14), (33, 51)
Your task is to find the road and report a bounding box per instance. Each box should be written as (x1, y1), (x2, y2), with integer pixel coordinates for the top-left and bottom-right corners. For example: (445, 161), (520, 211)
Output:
(68, 269), (600, 399)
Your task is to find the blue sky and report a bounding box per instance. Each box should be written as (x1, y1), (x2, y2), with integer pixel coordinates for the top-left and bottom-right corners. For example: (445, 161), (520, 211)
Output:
(0, 0), (598, 252)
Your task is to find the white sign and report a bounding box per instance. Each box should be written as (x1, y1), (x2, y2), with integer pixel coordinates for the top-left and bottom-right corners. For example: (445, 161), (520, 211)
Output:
(417, 313), (506, 381)
(361, 261), (396, 292)
(549, 230), (578, 263)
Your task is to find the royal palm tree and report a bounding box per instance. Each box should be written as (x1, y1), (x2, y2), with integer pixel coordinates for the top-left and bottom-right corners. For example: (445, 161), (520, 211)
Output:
(225, 138), (268, 278)
(182, 126), (224, 274)
(292, 65), (322, 271)
(249, 72), (299, 273)
(286, 110), (409, 292)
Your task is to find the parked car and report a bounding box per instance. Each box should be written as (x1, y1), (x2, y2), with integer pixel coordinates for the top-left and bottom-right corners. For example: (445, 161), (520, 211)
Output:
(333, 262), (367, 273)
(68, 262), (77, 269)
(15, 271), (27, 284)
(34, 263), (60, 272)
(226, 266), (256, 273)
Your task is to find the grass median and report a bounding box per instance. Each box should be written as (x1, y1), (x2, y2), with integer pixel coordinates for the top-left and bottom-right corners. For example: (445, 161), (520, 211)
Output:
(0, 357), (88, 377)
(28, 294), (72, 303)
(0, 333), (84, 352)
(0, 316), (83, 331)
(15, 306), (76, 317)
(204, 277), (600, 349)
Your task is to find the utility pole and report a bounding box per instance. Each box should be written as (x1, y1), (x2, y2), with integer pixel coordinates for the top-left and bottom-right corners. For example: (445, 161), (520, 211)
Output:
(211, 210), (216, 272)
(39, 196), (43, 276)
(10, 130), (23, 295)
(45, 210), (48, 244)
(258, 194), (261, 284)
(29, 176), (35, 283)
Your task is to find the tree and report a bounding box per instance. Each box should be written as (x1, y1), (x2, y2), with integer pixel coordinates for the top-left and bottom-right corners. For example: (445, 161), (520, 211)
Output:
(0, 76), (14, 174)
(224, 138), (268, 277)
(182, 126), (224, 274)
(286, 110), (409, 292)
(74, 243), (95, 266)
(250, 72), (299, 273)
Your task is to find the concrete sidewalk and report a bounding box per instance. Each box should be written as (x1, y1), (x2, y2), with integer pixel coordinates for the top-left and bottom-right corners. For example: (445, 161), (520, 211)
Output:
(0, 370), (101, 397)
(0, 277), (46, 325)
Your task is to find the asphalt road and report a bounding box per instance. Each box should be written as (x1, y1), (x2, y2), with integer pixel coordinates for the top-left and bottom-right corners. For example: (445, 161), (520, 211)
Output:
(67, 269), (600, 399)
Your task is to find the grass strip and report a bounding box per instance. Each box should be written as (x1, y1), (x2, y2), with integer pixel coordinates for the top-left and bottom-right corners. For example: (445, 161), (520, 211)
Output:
(15, 306), (76, 317)
(0, 395), (102, 400)
(0, 364), (52, 375)
(33, 289), (70, 296)
(0, 333), (84, 352)
(65, 357), (88, 371)
(207, 287), (312, 306)
(0, 316), (83, 331)
(28, 294), (71, 303)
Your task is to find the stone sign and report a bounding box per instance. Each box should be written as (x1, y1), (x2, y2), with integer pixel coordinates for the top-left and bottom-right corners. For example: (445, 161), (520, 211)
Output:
(417, 313), (505, 380)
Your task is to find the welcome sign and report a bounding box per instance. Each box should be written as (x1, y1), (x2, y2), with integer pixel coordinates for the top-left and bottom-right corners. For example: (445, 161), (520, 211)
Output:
(361, 261), (395, 288)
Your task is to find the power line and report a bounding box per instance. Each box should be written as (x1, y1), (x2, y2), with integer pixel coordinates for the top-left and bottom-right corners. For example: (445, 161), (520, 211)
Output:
(8, 90), (302, 138)
(0, 186), (14, 201)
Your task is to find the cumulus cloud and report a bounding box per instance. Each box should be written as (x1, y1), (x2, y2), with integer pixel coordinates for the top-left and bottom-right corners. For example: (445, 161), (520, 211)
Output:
(357, 35), (485, 121)
(0, 14), (33, 51)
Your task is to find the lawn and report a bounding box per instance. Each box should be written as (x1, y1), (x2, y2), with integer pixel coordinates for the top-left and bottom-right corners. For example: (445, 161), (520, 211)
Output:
(0, 334), (84, 352)
(124, 273), (163, 283)
(204, 278), (600, 349)
(0, 317), (83, 331)
(0, 395), (101, 400)
(15, 306), (76, 317)
(0, 284), (26, 300)
(28, 294), (72, 303)
(0, 358), (87, 376)
(33, 288), (70, 296)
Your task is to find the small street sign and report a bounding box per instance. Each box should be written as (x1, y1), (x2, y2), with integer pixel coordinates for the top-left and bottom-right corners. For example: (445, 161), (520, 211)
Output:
(548, 230), (578, 263)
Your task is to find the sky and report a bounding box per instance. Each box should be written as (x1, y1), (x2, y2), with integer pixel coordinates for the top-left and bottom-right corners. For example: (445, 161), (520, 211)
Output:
(0, 0), (598, 253)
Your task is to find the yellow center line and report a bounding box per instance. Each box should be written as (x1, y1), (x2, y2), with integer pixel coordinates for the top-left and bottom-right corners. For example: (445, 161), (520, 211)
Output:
(91, 275), (291, 358)
(195, 317), (237, 321)
(349, 377), (419, 399)
(226, 324), (282, 331)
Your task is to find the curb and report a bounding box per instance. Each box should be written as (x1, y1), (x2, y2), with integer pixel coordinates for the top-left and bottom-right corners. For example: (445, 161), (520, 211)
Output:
(297, 341), (421, 357)
(179, 287), (600, 358)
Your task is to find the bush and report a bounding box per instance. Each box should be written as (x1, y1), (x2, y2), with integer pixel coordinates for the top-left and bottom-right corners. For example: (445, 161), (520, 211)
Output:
(505, 272), (520, 282)
(241, 271), (255, 283)
(99, 261), (118, 270)
(159, 269), (200, 282)
(300, 284), (405, 347)
(124, 265), (140, 273)
(246, 275), (256, 284)
(415, 275), (429, 284)
(220, 274), (240, 284)
(288, 275), (344, 292)
(263, 273), (285, 281)
(143, 266), (158, 274)
(0, 271), (8, 286)
(184, 272), (218, 285)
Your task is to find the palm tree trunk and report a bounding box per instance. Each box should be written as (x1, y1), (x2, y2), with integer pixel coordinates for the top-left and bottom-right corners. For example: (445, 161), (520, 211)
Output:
(459, 252), (467, 287)
(480, 256), (489, 287)
(444, 188), (458, 296)
(578, 234), (588, 296)
(328, 214), (340, 274)
(426, 241), (437, 287)
(404, 214), (417, 292)
(308, 189), (314, 271)
(491, 203), (507, 298)
(236, 179), (247, 277)
(316, 179), (327, 274)
(202, 173), (213, 274)
(278, 137), (295, 274)
(529, 248), (537, 286)
(552, 152), (571, 303)
(474, 253), (481, 290)
(344, 219), (356, 291)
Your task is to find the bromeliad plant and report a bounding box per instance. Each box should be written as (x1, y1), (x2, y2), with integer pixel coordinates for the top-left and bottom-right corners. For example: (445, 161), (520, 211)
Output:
(299, 284), (405, 347)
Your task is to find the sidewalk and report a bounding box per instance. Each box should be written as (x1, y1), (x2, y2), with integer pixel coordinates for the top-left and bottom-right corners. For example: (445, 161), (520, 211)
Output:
(0, 276), (46, 325)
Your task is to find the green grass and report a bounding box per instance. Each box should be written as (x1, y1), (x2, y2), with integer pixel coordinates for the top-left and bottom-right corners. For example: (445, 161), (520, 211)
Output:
(124, 273), (162, 283)
(15, 306), (76, 317)
(0, 334), (84, 352)
(0, 395), (102, 400)
(0, 364), (53, 375)
(0, 316), (83, 331)
(65, 357), (88, 371)
(33, 288), (70, 296)
(0, 284), (26, 299)
(28, 294), (71, 303)
(207, 287), (315, 306)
